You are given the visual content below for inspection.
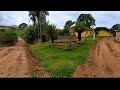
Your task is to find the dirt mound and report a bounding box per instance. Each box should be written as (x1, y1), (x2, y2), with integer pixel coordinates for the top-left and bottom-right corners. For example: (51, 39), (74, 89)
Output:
(73, 38), (120, 78)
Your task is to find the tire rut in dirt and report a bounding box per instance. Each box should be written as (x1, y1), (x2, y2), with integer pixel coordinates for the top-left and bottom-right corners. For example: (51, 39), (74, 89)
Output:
(0, 47), (14, 59)
(72, 38), (120, 78)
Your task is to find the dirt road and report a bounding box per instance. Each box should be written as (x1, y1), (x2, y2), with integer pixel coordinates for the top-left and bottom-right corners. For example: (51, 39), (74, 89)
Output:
(0, 37), (49, 78)
(73, 38), (120, 78)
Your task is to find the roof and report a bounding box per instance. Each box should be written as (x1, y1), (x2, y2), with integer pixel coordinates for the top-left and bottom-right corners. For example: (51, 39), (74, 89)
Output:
(97, 29), (110, 32)
(0, 26), (17, 29)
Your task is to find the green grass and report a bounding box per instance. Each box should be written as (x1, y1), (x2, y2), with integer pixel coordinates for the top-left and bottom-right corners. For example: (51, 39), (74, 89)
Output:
(28, 37), (101, 78)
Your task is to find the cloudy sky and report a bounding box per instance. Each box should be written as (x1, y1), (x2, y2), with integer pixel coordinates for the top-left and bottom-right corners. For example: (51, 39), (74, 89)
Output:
(0, 11), (120, 29)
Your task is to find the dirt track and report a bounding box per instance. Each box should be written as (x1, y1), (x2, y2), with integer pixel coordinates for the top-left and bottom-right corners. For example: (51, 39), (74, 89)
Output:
(0, 37), (49, 78)
(73, 38), (120, 78)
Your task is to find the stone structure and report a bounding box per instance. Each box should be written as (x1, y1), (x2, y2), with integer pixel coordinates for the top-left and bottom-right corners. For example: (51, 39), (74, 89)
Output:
(57, 35), (78, 42)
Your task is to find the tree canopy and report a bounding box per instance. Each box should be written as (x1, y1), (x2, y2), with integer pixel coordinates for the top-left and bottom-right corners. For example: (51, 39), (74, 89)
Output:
(19, 23), (28, 30)
(28, 11), (49, 43)
(77, 14), (95, 28)
(63, 20), (75, 35)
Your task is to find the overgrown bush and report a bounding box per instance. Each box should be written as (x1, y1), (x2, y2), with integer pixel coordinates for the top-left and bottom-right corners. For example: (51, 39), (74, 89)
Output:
(24, 25), (36, 44)
(0, 29), (17, 46)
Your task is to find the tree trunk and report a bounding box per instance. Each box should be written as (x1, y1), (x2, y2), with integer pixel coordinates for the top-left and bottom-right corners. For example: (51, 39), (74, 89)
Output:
(37, 18), (40, 43)
(39, 18), (42, 43)
(78, 31), (82, 41)
(51, 37), (54, 43)
(34, 23), (37, 44)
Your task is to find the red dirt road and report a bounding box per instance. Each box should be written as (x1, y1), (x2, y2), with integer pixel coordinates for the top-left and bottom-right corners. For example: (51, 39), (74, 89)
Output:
(0, 37), (49, 78)
(72, 38), (120, 78)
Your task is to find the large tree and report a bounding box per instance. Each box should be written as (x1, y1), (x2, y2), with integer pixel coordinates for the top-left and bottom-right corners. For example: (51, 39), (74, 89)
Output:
(29, 11), (37, 43)
(77, 14), (95, 28)
(28, 11), (49, 43)
(29, 11), (37, 26)
(111, 24), (120, 30)
(63, 20), (75, 35)
(19, 23), (28, 30)
(110, 24), (120, 36)
(74, 21), (86, 41)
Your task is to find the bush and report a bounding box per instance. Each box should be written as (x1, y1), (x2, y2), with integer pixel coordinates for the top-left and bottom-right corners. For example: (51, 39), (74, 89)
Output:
(0, 29), (17, 46)
(24, 25), (36, 44)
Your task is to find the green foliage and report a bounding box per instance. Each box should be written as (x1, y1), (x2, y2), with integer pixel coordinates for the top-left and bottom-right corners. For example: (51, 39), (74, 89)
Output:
(19, 23), (28, 30)
(74, 21), (86, 41)
(57, 29), (65, 36)
(63, 20), (75, 35)
(29, 11), (49, 43)
(43, 23), (57, 43)
(77, 14), (95, 28)
(110, 24), (120, 36)
(0, 29), (17, 46)
(74, 21), (85, 32)
(15, 28), (26, 38)
(24, 25), (36, 44)
(94, 27), (110, 31)
(111, 24), (120, 31)
(28, 37), (98, 78)
(118, 26), (120, 31)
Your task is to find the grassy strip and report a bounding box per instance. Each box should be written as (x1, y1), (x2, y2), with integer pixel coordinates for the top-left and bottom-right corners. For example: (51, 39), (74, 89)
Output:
(27, 37), (101, 78)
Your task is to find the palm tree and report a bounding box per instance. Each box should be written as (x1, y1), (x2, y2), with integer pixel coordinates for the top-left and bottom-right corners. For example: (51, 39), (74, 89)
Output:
(35, 11), (49, 43)
(44, 24), (57, 43)
(28, 11), (49, 43)
(29, 11), (37, 26)
(29, 11), (37, 43)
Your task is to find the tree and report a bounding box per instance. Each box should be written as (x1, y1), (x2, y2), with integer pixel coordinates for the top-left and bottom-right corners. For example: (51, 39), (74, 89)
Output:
(44, 23), (57, 43)
(77, 14), (95, 28)
(63, 20), (75, 35)
(19, 23), (28, 30)
(29, 11), (37, 26)
(118, 26), (120, 31)
(110, 24), (120, 36)
(35, 11), (49, 43)
(111, 24), (120, 31)
(28, 11), (49, 43)
(24, 25), (35, 44)
(29, 11), (37, 43)
(74, 21), (86, 41)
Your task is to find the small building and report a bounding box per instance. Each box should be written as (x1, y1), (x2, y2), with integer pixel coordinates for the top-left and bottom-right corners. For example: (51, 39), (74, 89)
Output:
(97, 29), (113, 37)
(0, 26), (17, 29)
(69, 27), (93, 38)
(81, 29), (93, 38)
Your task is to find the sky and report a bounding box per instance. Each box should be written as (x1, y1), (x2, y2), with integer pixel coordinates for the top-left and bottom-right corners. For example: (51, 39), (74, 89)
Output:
(0, 11), (120, 29)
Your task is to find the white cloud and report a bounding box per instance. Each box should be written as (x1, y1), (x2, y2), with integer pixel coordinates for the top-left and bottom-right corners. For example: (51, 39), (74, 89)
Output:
(0, 11), (120, 29)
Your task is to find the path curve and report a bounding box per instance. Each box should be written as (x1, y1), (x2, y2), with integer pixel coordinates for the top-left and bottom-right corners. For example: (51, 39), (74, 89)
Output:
(0, 37), (49, 78)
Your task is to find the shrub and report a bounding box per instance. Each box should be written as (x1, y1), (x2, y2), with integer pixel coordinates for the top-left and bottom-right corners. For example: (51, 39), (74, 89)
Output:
(24, 25), (36, 44)
(0, 29), (17, 46)
(4, 30), (17, 45)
